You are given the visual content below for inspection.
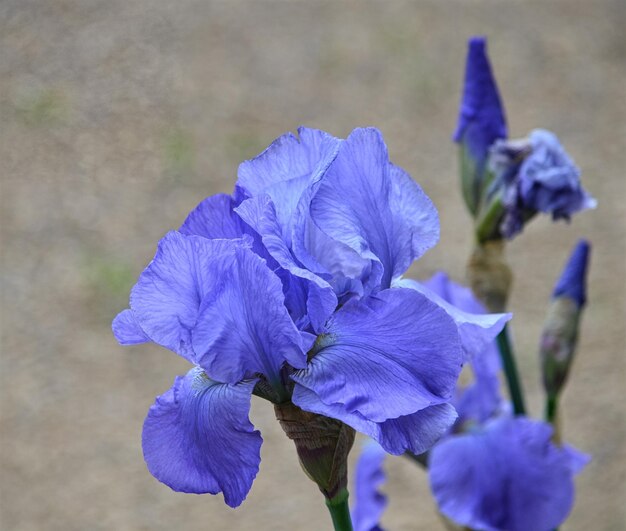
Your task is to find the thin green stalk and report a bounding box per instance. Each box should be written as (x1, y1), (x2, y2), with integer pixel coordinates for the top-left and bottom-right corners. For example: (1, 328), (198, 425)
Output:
(496, 325), (526, 415)
(545, 394), (559, 425)
(325, 489), (353, 531)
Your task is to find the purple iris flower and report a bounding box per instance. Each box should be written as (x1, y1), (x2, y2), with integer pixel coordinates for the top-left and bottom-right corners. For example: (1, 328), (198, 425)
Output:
(351, 442), (387, 531)
(420, 274), (589, 530)
(112, 127), (496, 507)
(490, 130), (597, 239)
(429, 417), (590, 531)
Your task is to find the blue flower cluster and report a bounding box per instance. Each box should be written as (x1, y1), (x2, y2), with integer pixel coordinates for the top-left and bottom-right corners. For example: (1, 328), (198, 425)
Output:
(113, 127), (509, 507)
(455, 37), (596, 239)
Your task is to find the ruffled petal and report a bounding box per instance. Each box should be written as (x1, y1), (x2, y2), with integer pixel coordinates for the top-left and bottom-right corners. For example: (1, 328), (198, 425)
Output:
(394, 276), (510, 362)
(429, 417), (589, 531)
(235, 194), (337, 332)
(309, 128), (439, 290)
(142, 367), (262, 508)
(129, 232), (242, 360)
(351, 442), (388, 531)
(112, 309), (149, 345)
(191, 245), (309, 384)
(293, 385), (457, 455)
(293, 288), (462, 422)
(399, 273), (507, 422)
(236, 126), (341, 245)
(179, 194), (247, 240)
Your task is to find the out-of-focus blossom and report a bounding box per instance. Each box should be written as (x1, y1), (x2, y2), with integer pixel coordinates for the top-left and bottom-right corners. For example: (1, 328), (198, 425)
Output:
(429, 417), (590, 531)
(351, 442), (387, 531)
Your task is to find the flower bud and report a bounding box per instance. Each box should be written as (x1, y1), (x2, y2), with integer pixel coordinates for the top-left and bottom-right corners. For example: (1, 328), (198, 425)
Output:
(482, 130), (596, 240)
(275, 402), (355, 501)
(541, 240), (590, 398)
(454, 36), (507, 217)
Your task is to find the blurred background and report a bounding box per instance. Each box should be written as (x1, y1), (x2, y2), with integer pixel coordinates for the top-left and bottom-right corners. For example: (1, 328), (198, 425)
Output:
(1, 1), (625, 530)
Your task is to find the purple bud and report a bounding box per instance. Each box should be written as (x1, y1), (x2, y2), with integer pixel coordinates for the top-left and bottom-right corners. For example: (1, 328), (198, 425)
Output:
(454, 37), (508, 217)
(541, 241), (591, 397)
(553, 239), (591, 308)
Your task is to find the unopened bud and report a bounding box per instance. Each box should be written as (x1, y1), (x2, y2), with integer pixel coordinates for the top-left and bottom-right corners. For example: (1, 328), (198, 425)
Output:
(541, 240), (590, 398)
(275, 402), (355, 501)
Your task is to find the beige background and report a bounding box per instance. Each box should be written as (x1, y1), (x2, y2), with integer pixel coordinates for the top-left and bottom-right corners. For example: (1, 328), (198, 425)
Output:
(2, 1), (625, 530)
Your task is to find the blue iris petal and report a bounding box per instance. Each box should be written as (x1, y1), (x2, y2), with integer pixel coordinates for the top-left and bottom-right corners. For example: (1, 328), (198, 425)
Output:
(429, 417), (589, 531)
(191, 244), (309, 384)
(292, 288), (463, 454)
(127, 231), (307, 384)
(396, 275), (511, 362)
(235, 194), (337, 333)
(112, 308), (149, 345)
(142, 367), (262, 508)
(308, 128), (440, 291)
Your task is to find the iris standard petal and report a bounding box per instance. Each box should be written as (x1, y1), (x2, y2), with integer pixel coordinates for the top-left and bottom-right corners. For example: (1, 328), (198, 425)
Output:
(308, 128), (439, 290)
(112, 308), (150, 345)
(128, 232), (241, 360)
(237, 127), (341, 244)
(179, 193), (247, 239)
(142, 367), (262, 508)
(351, 442), (388, 531)
(429, 417), (588, 531)
(191, 244), (309, 385)
(293, 288), (463, 422)
(235, 194), (337, 332)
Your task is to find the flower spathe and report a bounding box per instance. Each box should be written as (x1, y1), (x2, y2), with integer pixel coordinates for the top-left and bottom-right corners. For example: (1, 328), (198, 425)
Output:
(112, 126), (507, 507)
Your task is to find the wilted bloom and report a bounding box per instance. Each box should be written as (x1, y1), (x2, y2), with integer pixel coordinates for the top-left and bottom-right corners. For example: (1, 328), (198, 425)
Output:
(541, 240), (591, 400)
(454, 36), (507, 215)
(422, 274), (589, 531)
(489, 130), (597, 239)
(351, 442), (387, 531)
(113, 127), (509, 507)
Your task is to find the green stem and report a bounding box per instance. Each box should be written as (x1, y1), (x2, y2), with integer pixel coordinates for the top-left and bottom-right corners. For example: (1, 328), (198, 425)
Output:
(545, 394), (558, 425)
(496, 326), (526, 415)
(325, 489), (353, 531)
